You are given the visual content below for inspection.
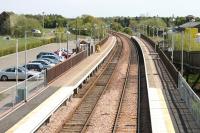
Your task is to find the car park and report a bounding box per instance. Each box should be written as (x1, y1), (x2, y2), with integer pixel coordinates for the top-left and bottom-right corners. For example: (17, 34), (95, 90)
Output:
(32, 60), (55, 69)
(0, 67), (41, 81)
(23, 63), (44, 72)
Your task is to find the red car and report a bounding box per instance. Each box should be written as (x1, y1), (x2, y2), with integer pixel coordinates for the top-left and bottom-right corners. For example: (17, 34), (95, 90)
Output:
(54, 48), (74, 59)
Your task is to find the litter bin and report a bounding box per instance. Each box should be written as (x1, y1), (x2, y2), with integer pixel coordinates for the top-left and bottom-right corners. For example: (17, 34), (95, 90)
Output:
(16, 88), (25, 103)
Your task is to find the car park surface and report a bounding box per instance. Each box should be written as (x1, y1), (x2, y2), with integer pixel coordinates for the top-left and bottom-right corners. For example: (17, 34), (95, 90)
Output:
(0, 41), (77, 91)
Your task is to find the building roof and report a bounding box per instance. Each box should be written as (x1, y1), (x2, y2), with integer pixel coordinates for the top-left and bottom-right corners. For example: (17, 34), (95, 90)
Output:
(179, 22), (200, 28)
(0, 11), (14, 16)
(80, 40), (89, 44)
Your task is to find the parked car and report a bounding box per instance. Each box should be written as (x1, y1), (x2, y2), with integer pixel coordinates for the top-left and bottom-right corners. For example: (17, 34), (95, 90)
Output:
(0, 67), (41, 81)
(54, 50), (68, 59)
(23, 63), (44, 72)
(32, 60), (55, 69)
(32, 29), (41, 34)
(36, 52), (59, 59)
(42, 58), (59, 64)
(39, 55), (62, 63)
(55, 48), (74, 58)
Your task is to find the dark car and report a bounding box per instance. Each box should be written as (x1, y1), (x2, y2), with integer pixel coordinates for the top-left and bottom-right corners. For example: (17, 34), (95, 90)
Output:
(23, 63), (44, 72)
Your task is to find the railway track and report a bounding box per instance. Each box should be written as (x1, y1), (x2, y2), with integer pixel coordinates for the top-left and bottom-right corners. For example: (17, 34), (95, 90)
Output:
(59, 33), (150, 133)
(59, 36), (123, 133)
(112, 34), (139, 133)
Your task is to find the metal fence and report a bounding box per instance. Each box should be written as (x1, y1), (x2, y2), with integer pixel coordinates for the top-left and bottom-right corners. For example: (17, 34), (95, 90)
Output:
(141, 34), (200, 127)
(165, 51), (200, 67)
(141, 34), (179, 87)
(178, 73), (200, 127)
(0, 71), (45, 117)
(46, 50), (87, 83)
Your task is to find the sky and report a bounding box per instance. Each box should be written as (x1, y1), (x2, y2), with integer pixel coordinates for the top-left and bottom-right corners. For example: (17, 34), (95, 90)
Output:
(0, 0), (200, 18)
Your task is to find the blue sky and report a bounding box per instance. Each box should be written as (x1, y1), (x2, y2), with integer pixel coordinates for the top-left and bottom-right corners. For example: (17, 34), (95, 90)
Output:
(1, 0), (199, 18)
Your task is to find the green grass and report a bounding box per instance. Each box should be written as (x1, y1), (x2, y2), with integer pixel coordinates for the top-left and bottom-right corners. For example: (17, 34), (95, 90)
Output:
(0, 36), (55, 57)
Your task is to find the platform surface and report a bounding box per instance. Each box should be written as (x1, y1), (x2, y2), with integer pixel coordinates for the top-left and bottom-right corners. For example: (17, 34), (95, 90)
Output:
(133, 36), (175, 133)
(0, 36), (116, 133)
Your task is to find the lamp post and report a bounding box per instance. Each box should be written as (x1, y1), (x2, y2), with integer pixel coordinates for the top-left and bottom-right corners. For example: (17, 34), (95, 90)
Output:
(152, 26), (154, 38)
(163, 28), (165, 50)
(181, 31), (184, 75)
(172, 31), (174, 63)
(16, 39), (18, 105)
(16, 39), (18, 87)
(148, 26), (151, 37)
(157, 27), (159, 51)
(24, 31), (29, 101)
(24, 30), (34, 101)
(170, 16), (175, 63)
(66, 24), (69, 56)
(94, 24), (97, 45)
(6, 38), (18, 105)
(66, 31), (70, 56)
(146, 25), (148, 36)
(42, 12), (45, 36)
(76, 19), (78, 51)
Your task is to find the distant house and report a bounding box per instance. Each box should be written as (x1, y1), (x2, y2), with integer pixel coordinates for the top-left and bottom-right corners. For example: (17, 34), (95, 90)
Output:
(177, 22), (200, 32)
(0, 11), (14, 35)
(186, 15), (195, 22)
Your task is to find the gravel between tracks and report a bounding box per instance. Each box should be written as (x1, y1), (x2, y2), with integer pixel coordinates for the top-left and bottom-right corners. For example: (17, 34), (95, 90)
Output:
(85, 36), (130, 133)
(36, 98), (81, 133)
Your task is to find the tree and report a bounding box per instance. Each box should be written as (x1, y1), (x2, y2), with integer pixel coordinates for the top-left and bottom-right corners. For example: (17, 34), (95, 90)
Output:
(129, 19), (139, 28)
(174, 17), (187, 26)
(139, 18), (167, 27)
(111, 22), (123, 32)
(123, 27), (132, 35)
(11, 15), (42, 37)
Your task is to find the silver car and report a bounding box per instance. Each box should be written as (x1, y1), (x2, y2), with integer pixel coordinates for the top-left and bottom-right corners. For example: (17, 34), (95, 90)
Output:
(32, 60), (55, 69)
(0, 67), (41, 81)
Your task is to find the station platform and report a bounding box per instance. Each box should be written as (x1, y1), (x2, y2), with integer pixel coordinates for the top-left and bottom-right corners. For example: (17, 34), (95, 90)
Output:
(1, 36), (116, 133)
(133, 36), (200, 133)
(135, 36), (175, 133)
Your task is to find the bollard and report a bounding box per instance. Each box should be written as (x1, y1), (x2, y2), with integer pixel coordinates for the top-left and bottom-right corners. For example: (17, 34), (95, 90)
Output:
(74, 88), (78, 95)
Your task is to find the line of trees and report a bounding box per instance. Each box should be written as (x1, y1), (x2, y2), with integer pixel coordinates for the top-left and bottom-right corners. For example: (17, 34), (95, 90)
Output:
(0, 12), (42, 37)
(2, 11), (200, 38)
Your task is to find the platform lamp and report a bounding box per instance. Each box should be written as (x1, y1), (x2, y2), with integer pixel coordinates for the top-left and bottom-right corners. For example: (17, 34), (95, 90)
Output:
(152, 26), (154, 38)
(24, 31), (30, 102)
(181, 31), (184, 75)
(42, 11), (45, 36)
(66, 24), (70, 58)
(6, 37), (19, 106)
(24, 30), (35, 101)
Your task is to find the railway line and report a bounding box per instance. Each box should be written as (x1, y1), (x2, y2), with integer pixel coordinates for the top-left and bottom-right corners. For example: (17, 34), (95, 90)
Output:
(112, 35), (139, 133)
(59, 36), (122, 133)
(34, 34), (153, 133)
(58, 33), (142, 132)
